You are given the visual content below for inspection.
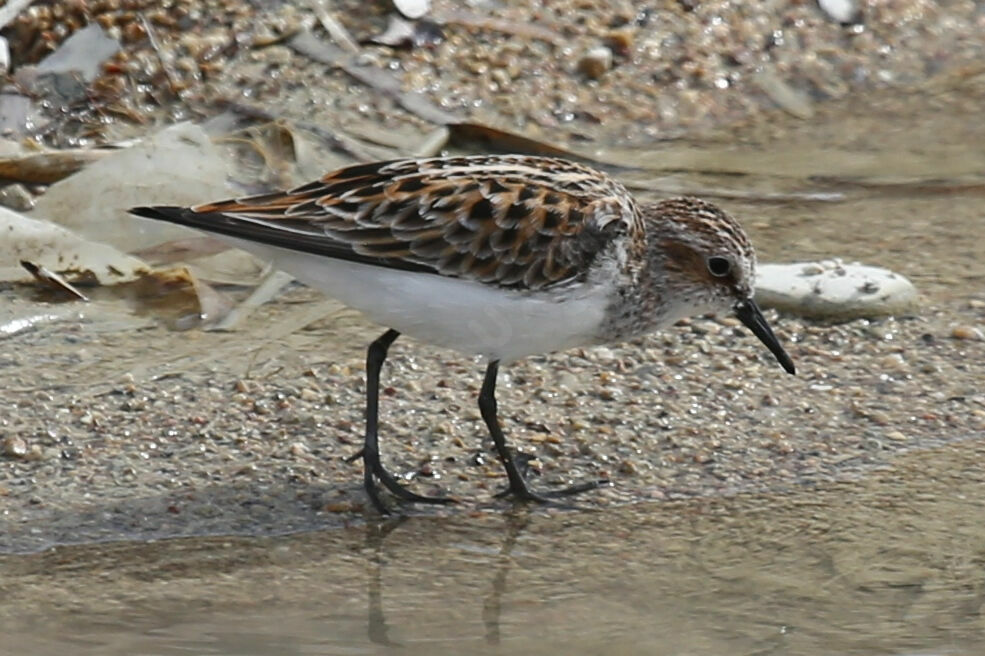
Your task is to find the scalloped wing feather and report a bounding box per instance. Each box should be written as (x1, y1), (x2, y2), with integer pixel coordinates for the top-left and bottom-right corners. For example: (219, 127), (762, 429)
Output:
(190, 155), (641, 290)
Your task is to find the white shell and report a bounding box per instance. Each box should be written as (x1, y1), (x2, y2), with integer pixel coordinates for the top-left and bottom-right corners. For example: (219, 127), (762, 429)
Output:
(755, 260), (918, 319)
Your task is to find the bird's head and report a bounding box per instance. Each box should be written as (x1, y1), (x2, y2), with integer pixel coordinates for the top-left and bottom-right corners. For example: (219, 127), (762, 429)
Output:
(643, 197), (795, 374)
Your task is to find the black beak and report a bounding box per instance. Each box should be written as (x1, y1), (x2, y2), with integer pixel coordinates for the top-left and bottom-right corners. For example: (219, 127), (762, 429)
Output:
(734, 299), (796, 374)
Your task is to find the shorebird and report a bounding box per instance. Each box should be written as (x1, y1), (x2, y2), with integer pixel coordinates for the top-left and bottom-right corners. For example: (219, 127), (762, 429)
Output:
(131, 155), (795, 513)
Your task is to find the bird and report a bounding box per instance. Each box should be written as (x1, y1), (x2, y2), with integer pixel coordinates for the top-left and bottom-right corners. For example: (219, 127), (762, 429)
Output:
(130, 154), (795, 514)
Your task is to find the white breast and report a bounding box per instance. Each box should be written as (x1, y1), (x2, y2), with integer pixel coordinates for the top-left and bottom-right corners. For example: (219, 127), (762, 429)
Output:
(226, 239), (613, 363)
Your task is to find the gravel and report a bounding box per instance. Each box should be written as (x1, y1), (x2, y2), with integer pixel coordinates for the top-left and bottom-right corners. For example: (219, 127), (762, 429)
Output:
(4, 0), (984, 146)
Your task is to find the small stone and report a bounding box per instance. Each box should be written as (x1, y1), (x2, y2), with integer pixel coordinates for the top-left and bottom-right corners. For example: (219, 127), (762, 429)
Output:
(879, 354), (907, 372)
(324, 501), (358, 513)
(599, 387), (620, 401)
(577, 46), (613, 80)
(0, 184), (34, 211)
(604, 29), (633, 56)
(818, 0), (861, 24)
(26, 445), (48, 461)
(3, 435), (28, 458)
(393, 0), (430, 20)
(557, 371), (579, 390)
(299, 387), (319, 402)
(618, 459), (637, 475)
(951, 325), (984, 341)
(756, 260), (918, 320)
(868, 411), (892, 426)
(593, 346), (616, 361)
(289, 442), (309, 456)
(884, 430), (907, 442)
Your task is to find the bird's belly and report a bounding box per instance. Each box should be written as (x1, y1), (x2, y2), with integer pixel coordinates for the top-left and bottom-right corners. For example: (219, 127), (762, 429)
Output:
(228, 240), (611, 362)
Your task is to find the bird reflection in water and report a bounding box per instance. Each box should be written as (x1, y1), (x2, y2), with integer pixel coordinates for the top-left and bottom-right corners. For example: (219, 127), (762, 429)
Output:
(361, 510), (533, 646)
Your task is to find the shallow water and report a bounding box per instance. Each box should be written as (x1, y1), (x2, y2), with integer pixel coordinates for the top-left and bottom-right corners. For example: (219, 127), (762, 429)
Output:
(3, 59), (985, 656)
(5, 440), (985, 656)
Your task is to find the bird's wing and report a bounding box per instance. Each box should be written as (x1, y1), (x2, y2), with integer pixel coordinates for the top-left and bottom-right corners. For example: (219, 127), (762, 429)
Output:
(130, 155), (641, 290)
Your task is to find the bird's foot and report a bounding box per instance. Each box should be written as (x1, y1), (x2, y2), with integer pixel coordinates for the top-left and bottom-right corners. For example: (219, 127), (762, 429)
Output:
(362, 456), (456, 515)
(492, 452), (610, 504)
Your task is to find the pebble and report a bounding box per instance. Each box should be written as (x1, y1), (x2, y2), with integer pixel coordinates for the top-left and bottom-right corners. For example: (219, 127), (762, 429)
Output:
(577, 46), (613, 80)
(755, 260), (918, 320)
(323, 500), (359, 513)
(754, 69), (814, 119)
(618, 459), (637, 475)
(818, 0), (860, 24)
(598, 387), (620, 401)
(879, 354), (907, 372)
(951, 325), (984, 341)
(393, 0), (430, 20)
(604, 30), (633, 57)
(557, 372), (579, 391)
(2, 435), (28, 458)
(593, 346), (616, 362)
(0, 184), (34, 211)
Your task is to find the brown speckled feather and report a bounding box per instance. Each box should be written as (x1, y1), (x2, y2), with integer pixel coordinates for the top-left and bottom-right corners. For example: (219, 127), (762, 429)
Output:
(187, 155), (641, 290)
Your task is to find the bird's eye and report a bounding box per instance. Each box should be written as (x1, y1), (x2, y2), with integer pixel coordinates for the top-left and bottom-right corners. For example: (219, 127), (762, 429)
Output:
(707, 256), (731, 277)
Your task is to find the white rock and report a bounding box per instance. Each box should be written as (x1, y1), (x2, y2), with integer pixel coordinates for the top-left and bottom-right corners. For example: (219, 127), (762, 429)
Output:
(817, 0), (859, 24)
(755, 260), (918, 319)
(393, 0), (430, 20)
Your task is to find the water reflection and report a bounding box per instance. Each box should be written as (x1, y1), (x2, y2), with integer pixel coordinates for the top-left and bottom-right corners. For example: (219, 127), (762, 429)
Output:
(361, 510), (532, 648)
(4, 446), (985, 656)
(365, 516), (406, 647)
(482, 510), (531, 645)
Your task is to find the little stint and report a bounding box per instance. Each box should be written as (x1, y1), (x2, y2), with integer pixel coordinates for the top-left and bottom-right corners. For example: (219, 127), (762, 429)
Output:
(131, 155), (795, 513)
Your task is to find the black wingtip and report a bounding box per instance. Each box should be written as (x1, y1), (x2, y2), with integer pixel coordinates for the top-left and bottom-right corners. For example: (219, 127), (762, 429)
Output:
(129, 205), (184, 221)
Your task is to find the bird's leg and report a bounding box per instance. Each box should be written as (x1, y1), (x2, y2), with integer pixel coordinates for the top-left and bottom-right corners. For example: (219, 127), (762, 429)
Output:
(361, 329), (454, 513)
(479, 361), (607, 503)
